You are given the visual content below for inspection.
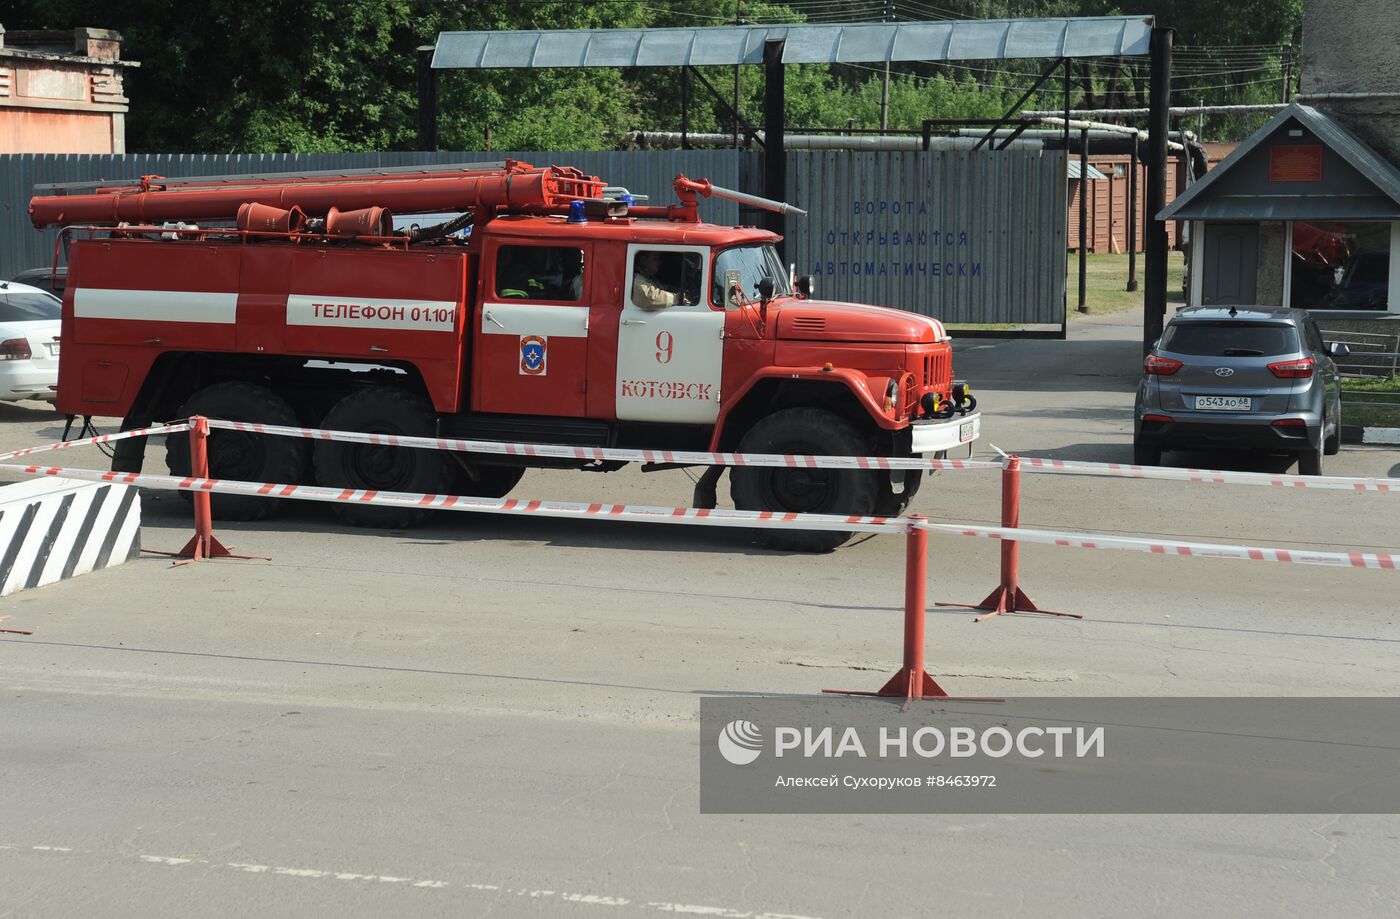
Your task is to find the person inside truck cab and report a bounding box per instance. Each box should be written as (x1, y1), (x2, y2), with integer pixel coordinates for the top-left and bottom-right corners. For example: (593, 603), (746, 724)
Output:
(632, 250), (693, 309)
(496, 246), (584, 301)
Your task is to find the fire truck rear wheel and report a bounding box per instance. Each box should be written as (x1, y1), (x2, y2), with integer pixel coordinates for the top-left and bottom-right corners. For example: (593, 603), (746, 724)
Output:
(313, 386), (453, 528)
(165, 382), (309, 521)
(730, 407), (877, 553)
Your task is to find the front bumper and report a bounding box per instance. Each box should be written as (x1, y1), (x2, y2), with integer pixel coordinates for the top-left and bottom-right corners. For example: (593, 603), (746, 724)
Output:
(910, 412), (981, 454)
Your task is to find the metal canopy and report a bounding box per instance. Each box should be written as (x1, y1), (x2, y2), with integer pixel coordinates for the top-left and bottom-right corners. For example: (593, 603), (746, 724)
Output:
(431, 17), (1154, 70)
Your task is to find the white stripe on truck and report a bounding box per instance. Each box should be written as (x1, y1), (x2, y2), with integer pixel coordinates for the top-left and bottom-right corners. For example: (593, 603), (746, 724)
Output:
(73, 288), (239, 324)
(287, 295), (458, 332)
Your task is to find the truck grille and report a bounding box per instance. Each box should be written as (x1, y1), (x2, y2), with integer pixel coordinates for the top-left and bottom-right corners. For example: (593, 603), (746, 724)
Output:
(923, 349), (950, 390)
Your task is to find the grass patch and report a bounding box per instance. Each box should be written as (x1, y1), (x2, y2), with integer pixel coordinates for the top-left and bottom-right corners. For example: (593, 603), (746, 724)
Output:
(1066, 252), (1184, 318)
(1343, 405), (1400, 427)
(1342, 376), (1400, 393)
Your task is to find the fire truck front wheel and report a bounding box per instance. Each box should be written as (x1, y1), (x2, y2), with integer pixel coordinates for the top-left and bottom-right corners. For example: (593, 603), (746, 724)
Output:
(730, 407), (877, 553)
(166, 382), (310, 521)
(456, 464), (525, 499)
(313, 386), (453, 528)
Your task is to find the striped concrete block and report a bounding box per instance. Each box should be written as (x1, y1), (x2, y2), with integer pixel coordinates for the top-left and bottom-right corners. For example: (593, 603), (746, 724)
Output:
(0, 477), (140, 596)
(1342, 424), (1400, 446)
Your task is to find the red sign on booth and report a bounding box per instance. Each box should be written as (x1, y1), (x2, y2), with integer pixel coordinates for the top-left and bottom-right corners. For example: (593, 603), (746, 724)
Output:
(1269, 145), (1324, 183)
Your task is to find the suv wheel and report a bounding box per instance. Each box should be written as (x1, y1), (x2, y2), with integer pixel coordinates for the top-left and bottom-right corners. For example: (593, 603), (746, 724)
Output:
(1323, 410), (1341, 456)
(1297, 436), (1323, 476)
(1132, 441), (1161, 467)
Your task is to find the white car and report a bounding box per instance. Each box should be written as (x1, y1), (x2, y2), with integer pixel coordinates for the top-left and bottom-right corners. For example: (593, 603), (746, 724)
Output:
(0, 280), (61, 402)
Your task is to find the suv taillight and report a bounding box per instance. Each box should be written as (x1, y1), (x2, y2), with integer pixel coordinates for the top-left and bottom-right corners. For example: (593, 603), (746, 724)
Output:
(1267, 357), (1315, 378)
(1143, 354), (1183, 375)
(0, 338), (32, 361)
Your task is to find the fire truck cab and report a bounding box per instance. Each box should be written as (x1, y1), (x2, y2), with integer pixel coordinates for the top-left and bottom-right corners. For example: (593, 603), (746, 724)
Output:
(29, 161), (979, 550)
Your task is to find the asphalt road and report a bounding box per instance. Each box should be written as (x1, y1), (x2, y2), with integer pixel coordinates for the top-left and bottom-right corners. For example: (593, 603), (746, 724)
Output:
(2, 309), (1397, 918)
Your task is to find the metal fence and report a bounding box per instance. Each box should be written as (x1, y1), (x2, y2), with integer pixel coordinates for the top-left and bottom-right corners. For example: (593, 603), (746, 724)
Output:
(1324, 329), (1400, 380)
(784, 149), (1067, 326)
(2, 148), (1067, 328)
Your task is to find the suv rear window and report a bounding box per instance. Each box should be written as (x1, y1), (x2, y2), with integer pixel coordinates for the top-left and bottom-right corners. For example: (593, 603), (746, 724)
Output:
(1161, 321), (1300, 356)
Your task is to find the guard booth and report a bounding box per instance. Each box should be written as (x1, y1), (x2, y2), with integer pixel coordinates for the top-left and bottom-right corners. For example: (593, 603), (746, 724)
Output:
(1161, 103), (1400, 324)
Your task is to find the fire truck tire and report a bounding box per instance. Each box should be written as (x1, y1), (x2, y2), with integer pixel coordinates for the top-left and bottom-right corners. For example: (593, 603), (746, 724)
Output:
(730, 407), (877, 552)
(874, 469), (924, 518)
(313, 386), (452, 528)
(165, 382), (309, 521)
(457, 464), (525, 498)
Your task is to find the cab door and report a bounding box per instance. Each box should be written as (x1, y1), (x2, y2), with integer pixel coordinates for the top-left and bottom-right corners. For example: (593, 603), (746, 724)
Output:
(473, 240), (591, 417)
(615, 244), (723, 424)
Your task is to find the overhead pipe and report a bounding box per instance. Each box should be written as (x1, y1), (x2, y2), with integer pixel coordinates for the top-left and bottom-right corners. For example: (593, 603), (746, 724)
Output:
(625, 131), (1038, 151)
(1031, 117), (1186, 151)
(1022, 103), (1288, 118)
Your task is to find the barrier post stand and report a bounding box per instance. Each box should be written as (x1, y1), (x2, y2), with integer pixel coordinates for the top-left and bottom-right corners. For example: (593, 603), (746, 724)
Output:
(825, 517), (949, 700)
(936, 455), (1082, 622)
(148, 416), (263, 564)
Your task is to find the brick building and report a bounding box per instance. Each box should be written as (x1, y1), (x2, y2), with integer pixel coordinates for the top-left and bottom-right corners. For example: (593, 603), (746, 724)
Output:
(0, 25), (138, 154)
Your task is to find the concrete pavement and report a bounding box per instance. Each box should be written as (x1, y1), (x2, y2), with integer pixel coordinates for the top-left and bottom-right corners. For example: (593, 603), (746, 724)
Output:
(1, 308), (1397, 918)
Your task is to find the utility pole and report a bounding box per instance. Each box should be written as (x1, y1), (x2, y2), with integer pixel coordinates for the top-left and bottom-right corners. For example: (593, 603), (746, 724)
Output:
(416, 46), (437, 152)
(880, 0), (893, 132)
(1127, 133), (1138, 292)
(1144, 27), (1172, 355)
(733, 0), (743, 148)
(1078, 124), (1089, 313)
(1282, 43), (1293, 103)
(763, 39), (787, 257)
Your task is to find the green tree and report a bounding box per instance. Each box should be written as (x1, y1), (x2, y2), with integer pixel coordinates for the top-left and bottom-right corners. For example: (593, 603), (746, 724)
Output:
(0, 0), (1305, 150)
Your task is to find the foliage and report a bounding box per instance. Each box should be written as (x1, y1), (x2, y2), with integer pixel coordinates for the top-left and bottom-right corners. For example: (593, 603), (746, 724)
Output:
(0, 0), (1304, 151)
(1342, 377), (1400, 393)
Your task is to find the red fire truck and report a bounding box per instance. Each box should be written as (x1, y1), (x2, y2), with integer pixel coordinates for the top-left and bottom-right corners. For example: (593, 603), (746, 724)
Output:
(29, 161), (978, 550)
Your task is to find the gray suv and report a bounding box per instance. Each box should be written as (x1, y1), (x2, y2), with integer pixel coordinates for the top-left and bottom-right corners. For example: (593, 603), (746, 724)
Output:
(1133, 307), (1347, 475)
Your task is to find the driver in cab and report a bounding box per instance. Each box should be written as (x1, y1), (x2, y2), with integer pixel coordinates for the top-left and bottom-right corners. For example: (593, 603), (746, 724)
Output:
(632, 251), (693, 309)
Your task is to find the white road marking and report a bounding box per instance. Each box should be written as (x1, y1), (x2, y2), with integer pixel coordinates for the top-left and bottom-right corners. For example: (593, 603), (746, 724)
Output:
(6, 844), (823, 918)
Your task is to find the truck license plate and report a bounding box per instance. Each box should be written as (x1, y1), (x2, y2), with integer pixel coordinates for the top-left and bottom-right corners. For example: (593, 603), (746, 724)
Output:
(1194, 395), (1251, 411)
(959, 421), (974, 442)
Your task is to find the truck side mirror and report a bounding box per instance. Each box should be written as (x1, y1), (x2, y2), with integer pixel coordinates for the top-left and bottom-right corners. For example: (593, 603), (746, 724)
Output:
(724, 268), (742, 307)
(795, 275), (815, 299)
(757, 277), (775, 303)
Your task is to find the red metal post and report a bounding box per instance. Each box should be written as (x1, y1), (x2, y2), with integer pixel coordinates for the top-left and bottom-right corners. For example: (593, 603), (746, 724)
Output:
(190, 416), (214, 549)
(825, 516), (948, 699)
(936, 455), (1082, 621)
(162, 414), (249, 562)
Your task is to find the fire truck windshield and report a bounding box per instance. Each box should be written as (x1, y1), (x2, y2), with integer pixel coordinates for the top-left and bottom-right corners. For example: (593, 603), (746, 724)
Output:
(713, 244), (791, 307)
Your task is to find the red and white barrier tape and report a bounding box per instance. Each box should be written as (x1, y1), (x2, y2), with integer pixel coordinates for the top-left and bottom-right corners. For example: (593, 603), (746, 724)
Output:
(0, 421), (191, 463)
(923, 521), (1400, 571)
(3, 459), (1392, 569)
(1014, 456), (1399, 493)
(0, 463), (909, 535)
(203, 419), (999, 472)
